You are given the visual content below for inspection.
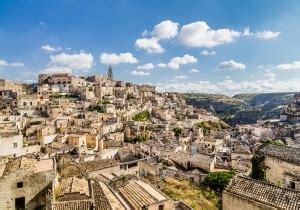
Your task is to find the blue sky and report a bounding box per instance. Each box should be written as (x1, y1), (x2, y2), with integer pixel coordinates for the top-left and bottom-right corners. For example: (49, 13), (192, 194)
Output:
(0, 0), (300, 95)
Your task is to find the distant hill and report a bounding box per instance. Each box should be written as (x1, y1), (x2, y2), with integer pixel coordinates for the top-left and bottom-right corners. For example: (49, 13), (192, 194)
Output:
(233, 92), (297, 107)
(184, 92), (299, 125)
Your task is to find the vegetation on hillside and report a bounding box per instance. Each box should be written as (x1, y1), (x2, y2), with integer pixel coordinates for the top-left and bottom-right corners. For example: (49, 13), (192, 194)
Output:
(195, 120), (229, 135)
(161, 177), (220, 210)
(125, 135), (146, 143)
(202, 171), (235, 192)
(88, 105), (104, 113)
(172, 127), (182, 137)
(184, 93), (248, 124)
(132, 111), (151, 122)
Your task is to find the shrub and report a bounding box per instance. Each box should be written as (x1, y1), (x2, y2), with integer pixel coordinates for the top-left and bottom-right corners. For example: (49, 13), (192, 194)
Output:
(202, 171), (235, 192)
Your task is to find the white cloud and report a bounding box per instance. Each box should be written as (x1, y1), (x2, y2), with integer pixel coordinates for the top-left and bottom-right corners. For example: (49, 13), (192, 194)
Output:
(218, 60), (246, 70)
(152, 20), (179, 40)
(264, 72), (276, 80)
(50, 52), (93, 69)
(41, 45), (62, 52)
(157, 63), (167, 68)
(156, 79), (300, 95)
(225, 76), (231, 80)
(10, 62), (25, 67)
(0, 59), (24, 67)
(135, 20), (178, 54)
(137, 63), (155, 70)
(0, 59), (8, 66)
(131, 70), (150, 76)
(201, 50), (216, 56)
(243, 27), (281, 39)
(174, 75), (188, 80)
(42, 66), (72, 74)
(135, 38), (164, 54)
(178, 21), (240, 48)
(276, 61), (300, 70)
(189, 69), (200, 73)
(168, 54), (198, 69)
(100, 52), (138, 65)
(256, 31), (281, 39)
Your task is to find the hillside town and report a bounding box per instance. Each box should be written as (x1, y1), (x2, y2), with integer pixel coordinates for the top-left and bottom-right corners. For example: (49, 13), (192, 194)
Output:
(0, 68), (299, 210)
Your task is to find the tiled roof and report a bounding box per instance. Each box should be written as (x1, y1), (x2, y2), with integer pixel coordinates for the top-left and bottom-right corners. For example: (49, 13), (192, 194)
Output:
(118, 180), (158, 209)
(260, 144), (300, 165)
(92, 181), (112, 210)
(52, 200), (93, 210)
(225, 176), (300, 209)
(78, 159), (118, 173)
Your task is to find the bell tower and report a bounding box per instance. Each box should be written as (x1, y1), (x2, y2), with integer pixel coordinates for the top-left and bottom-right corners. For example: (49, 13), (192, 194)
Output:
(107, 65), (113, 80)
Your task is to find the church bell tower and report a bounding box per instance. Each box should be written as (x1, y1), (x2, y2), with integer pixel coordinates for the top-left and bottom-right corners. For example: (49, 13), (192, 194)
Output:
(107, 65), (113, 80)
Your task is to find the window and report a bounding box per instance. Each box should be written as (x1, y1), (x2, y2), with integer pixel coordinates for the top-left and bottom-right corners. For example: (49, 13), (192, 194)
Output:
(13, 143), (18, 148)
(159, 204), (164, 210)
(17, 182), (23, 188)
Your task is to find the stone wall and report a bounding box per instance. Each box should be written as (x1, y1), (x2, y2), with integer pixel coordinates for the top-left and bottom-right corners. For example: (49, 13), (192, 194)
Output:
(264, 156), (300, 188)
(0, 170), (54, 209)
(222, 191), (276, 210)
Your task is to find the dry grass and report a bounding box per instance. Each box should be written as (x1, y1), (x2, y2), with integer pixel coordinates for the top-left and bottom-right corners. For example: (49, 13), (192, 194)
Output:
(161, 177), (220, 210)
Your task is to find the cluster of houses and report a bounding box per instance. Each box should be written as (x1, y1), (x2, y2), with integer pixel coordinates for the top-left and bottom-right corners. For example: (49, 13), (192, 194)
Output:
(0, 68), (299, 209)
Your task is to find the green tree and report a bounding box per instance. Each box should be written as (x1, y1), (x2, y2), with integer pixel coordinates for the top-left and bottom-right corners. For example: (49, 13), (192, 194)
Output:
(202, 171), (235, 192)
(251, 154), (266, 181)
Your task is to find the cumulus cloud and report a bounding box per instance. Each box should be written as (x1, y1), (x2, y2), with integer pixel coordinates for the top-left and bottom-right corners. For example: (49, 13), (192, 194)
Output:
(243, 27), (281, 39)
(178, 21), (240, 48)
(135, 38), (164, 54)
(152, 20), (179, 40)
(201, 50), (216, 56)
(135, 20), (178, 54)
(167, 54), (197, 69)
(131, 70), (150, 76)
(50, 52), (93, 69)
(156, 79), (300, 95)
(137, 63), (155, 70)
(42, 66), (72, 74)
(0, 59), (24, 67)
(100, 52), (138, 65)
(189, 69), (200, 73)
(276, 61), (300, 70)
(218, 60), (246, 70)
(157, 63), (167, 68)
(41, 45), (62, 52)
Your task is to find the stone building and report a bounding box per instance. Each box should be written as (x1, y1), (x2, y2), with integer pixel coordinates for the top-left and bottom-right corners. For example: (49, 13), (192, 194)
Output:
(0, 157), (55, 210)
(259, 144), (300, 189)
(223, 175), (300, 210)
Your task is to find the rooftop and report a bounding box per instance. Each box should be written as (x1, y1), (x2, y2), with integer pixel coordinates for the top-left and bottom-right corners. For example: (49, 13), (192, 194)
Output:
(78, 159), (118, 173)
(260, 144), (300, 165)
(225, 175), (300, 209)
(1, 156), (54, 177)
(118, 179), (167, 209)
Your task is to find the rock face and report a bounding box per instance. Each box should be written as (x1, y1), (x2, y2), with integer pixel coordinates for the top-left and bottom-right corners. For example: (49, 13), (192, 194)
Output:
(184, 92), (300, 125)
(281, 93), (300, 123)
